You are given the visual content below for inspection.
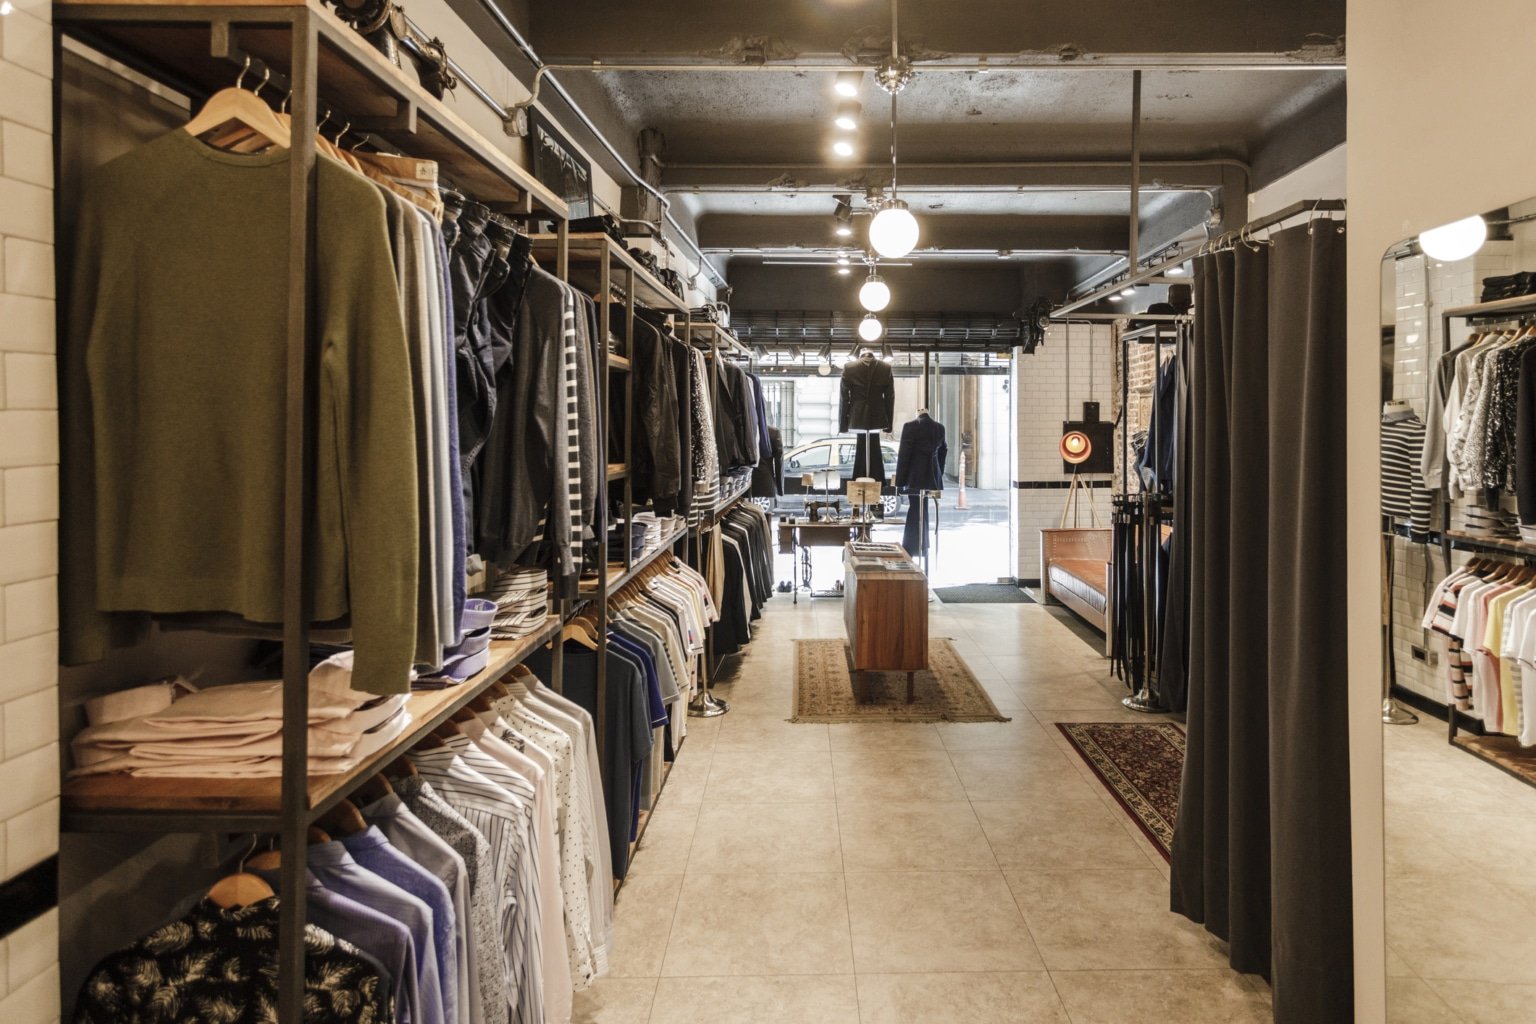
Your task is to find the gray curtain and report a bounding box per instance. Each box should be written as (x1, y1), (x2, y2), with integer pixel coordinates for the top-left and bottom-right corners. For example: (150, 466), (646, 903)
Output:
(1169, 224), (1352, 1022)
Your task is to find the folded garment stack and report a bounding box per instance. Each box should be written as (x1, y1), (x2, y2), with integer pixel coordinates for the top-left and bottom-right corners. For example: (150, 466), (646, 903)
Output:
(1460, 504), (1520, 539)
(417, 599), (497, 687)
(485, 565), (551, 640)
(69, 652), (411, 778)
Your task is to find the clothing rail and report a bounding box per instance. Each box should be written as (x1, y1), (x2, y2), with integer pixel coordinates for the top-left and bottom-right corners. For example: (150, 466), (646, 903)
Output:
(1052, 199), (1346, 318)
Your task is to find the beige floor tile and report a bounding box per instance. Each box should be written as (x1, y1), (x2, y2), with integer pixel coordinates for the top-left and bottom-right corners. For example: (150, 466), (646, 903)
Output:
(946, 747), (1093, 802)
(845, 870), (1044, 973)
(608, 874), (685, 978)
(571, 978), (657, 1024)
(662, 872), (853, 976)
(1388, 945), (1417, 978)
(705, 750), (837, 803)
(1050, 969), (1274, 1024)
(714, 714), (830, 752)
(649, 975), (860, 1023)
(1423, 979), (1536, 1024)
(1388, 876), (1536, 984)
(1386, 978), (1465, 1023)
(1383, 811), (1466, 879)
(1008, 673), (1127, 711)
(688, 801), (842, 873)
(831, 748), (968, 802)
(627, 802), (698, 876)
(1005, 869), (1228, 970)
(826, 721), (945, 751)
(855, 972), (1069, 1024)
(934, 717), (1060, 752)
(973, 799), (1157, 871)
(658, 753), (712, 808)
(838, 800), (997, 871)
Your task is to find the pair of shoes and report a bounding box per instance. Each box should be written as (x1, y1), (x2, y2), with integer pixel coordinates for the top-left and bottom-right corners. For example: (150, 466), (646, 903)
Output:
(777, 580), (791, 593)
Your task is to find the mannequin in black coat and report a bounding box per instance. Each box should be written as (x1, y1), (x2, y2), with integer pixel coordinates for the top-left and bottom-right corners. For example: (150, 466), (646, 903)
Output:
(838, 352), (895, 432)
(750, 425), (784, 498)
(896, 411), (948, 556)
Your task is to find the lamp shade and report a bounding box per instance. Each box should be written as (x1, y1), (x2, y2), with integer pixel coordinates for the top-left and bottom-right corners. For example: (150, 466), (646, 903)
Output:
(1059, 430), (1092, 465)
(869, 201), (919, 259)
(859, 273), (891, 312)
(1419, 214), (1487, 262)
(858, 314), (884, 342)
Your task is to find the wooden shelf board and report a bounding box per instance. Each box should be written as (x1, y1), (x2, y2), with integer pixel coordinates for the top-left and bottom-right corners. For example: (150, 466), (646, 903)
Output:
(580, 525), (687, 596)
(606, 463), (628, 482)
(56, 0), (567, 216)
(1452, 733), (1536, 790)
(1443, 529), (1536, 557)
(62, 615), (563, 826)
(1444, 293), (1536, 320)
(607, 354), (632, 372)
(528, 234), (688, 313)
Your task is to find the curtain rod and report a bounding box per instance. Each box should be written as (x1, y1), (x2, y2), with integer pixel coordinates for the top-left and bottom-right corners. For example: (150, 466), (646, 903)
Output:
(1052, 198), (1345, 318)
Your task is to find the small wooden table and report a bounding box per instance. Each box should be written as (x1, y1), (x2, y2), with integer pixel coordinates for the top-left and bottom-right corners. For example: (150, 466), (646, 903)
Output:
(778, 520), (871, 602)
(842, 545), (929, 702)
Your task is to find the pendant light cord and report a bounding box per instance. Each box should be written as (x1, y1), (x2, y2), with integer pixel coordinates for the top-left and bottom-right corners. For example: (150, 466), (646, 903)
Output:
(889, 0), (900, 199)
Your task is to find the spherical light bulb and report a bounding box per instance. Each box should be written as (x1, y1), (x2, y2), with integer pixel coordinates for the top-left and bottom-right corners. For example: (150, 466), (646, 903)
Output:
(859, 274), (891, 312)
(1419, 214), (1488, 262)
(869, 201), (919, 259)
(832, 138), (855, 158)
(817, 361), (832, 377)
(858, 314), (884, 343)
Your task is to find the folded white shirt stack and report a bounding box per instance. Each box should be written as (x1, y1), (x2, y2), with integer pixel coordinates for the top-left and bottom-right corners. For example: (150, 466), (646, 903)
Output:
(486, 566), (551, 640)
(69, 651), (411, 779)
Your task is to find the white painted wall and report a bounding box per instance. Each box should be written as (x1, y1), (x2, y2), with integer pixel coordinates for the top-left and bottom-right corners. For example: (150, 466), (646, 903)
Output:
(1250, 143), (1346, 220)
(0, 0), (61, 1020)
(1347, 3), (1536, 1021)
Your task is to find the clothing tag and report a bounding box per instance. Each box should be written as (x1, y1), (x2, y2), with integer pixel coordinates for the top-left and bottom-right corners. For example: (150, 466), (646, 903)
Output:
(415, 161), (437, 182)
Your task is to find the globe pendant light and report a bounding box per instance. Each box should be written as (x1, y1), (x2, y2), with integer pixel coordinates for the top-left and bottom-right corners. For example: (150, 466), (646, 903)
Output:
(869, 201), (918, 259)
(1419, 214), (1488, 262)
(859, 272), (891, 312)
(859, 313), (884, 343)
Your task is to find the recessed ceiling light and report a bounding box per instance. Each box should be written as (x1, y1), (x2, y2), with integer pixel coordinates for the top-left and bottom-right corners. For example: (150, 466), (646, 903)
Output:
(837, 267), (851, 275)
(834, 100), (862, 131)
(835, 71), (862, 97)
(1110, 293), (1126, 302)
(837, 255), (851, 265)
(835, 225), (853, 238)
(1167, 264), (1189, 277)
(832, 138), (855, 158)
(1120, 287), (1136, 297)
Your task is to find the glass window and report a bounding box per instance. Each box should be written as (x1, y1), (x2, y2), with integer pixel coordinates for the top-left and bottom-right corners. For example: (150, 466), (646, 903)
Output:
(788, 444), (831, 470)
(836, 443), (857, 467)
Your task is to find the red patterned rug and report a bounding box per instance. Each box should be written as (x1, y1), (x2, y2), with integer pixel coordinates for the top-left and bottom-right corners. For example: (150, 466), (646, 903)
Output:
(1057, 722), (1184, 862)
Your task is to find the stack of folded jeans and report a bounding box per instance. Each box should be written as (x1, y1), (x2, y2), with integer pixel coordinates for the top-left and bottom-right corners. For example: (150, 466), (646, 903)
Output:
(69, 652), (411, 778)
(1481, 271), (1536, 304)
(485, 566), (551, 640)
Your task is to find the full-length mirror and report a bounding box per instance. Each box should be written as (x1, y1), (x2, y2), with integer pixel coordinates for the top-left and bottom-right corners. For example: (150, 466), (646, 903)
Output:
(1380, 197), (1536, 1021)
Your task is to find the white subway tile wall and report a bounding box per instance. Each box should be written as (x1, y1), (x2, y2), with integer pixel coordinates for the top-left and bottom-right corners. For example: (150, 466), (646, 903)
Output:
(0, 8), (59, 1022)
(1012, 323), (1114, 582)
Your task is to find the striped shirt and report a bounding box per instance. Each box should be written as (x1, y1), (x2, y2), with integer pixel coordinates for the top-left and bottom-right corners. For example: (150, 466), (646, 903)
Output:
(413, 737), (542, 1024)
(1381, 414), (1433, 535)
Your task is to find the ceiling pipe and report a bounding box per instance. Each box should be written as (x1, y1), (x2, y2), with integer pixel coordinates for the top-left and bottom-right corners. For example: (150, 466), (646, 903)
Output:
(470, 0), (729, 289)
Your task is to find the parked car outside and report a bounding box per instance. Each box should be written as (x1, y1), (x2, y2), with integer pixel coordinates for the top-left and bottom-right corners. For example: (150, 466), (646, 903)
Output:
(778, 435), (902, 515)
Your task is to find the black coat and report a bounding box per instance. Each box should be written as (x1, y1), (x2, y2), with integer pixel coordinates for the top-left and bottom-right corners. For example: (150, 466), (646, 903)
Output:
(751, 426), (784, 497)
(895, 413), (948, 492)
(839, 355), (895, 432)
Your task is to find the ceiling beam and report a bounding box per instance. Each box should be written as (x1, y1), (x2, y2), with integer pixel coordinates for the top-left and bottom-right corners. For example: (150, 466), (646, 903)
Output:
(661, 159), (1244, 193)
(696, 213), (1138, 253)
(526, 0), (1344, 65)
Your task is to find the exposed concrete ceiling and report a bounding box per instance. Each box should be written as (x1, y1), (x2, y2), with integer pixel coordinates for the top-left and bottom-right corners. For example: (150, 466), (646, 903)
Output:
(479, 0), (1347, 315)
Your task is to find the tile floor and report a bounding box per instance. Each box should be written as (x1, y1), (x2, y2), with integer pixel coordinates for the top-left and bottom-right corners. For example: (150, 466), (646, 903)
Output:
(1384, 711), (1536, 1023)
(572, 597), (1276, 1023)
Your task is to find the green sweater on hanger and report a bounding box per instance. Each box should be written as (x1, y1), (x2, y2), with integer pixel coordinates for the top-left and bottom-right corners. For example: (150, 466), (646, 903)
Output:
(61, 129), (420, 696)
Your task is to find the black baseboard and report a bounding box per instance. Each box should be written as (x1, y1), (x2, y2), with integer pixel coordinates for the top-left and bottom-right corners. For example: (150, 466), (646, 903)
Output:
(1390, 685), (1452, 726)
(0, 854), (57, 940)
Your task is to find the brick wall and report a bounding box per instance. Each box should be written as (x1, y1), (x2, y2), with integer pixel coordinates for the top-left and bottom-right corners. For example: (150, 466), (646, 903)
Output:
(0, 1), (61, 1021)
(1011, 323), (1114, 582)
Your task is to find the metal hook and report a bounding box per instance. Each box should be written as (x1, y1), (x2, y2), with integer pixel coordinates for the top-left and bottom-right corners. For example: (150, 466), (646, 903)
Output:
(235, 834), (260, 873)
(278, 90), (292, 114)
(334, 120), (352, 147)
(252, 63), (271, 100)
(234, 55), (252, 91)
(316, 107), (332, 134)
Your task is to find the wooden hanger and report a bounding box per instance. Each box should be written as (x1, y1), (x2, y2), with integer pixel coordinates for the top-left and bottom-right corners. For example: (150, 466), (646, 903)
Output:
(185, 60), (289, 150)
(449, 706), (480, 726)
(467, 693), (497, 715)
(353, 772), (393, 807)
(207, 872), (274, 908)
(384, 755), (419, 779)
(487, 680), (514, 700)
(315, 799), (367, 838)
(561, 620), (599, 650)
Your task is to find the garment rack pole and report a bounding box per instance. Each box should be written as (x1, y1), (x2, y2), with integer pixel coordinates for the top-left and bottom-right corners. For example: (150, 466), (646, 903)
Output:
(623, 268), (636, 569)
(595, 251), (613, 765)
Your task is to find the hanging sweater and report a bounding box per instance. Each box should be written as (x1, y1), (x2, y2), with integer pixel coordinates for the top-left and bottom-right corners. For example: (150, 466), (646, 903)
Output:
(61, 129), (419, 695)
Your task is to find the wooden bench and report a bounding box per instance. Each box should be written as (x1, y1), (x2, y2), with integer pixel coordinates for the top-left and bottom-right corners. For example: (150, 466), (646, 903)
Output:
(1040, 528), (1112, 634)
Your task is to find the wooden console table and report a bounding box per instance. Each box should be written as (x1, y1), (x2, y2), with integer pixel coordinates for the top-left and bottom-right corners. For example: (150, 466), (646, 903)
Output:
(842, 545), (929, 702)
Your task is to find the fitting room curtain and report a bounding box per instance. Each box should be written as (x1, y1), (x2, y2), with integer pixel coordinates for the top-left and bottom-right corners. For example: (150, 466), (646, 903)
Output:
(1169, 223), (1352, 1024)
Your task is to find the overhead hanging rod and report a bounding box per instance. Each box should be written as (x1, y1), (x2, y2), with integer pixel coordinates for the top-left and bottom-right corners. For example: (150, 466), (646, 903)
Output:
(1051, 198), (1346, 318)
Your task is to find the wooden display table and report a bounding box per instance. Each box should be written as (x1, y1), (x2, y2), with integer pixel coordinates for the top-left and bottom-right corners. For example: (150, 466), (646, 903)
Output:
(842, 544), (929, 702)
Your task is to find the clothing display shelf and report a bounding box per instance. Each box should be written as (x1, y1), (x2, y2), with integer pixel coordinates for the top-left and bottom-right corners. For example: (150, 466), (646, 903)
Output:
(712, 475), (752, 522)
(1438, 294), (1536, 790)
(60, 616), (563, 833)
(57, 0), (569, 217)
(579, 522), (690, 596)
(687, 321), (751, 358)
(529, 233), (690, 315)
(52, 6), (573, 1019)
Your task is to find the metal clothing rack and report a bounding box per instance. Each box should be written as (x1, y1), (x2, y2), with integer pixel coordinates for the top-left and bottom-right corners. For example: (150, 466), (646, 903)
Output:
(52, 3), (574, 1019)
(1428, 293), (1536, 790)
(1112, 317), (1187, 713)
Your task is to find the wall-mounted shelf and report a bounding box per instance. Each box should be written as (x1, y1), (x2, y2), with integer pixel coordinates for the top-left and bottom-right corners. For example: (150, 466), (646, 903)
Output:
(57, 0), (567, 215)
(580, 524), (687, 596)
(528, 233), (688, 313)
(60, 614), (564, 833)
(1443, 294), (1536, 320)
(1442, 528), (1536, 557)
(606, 463), (628, 482)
